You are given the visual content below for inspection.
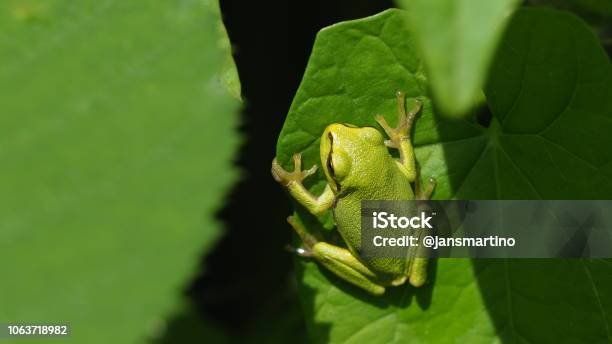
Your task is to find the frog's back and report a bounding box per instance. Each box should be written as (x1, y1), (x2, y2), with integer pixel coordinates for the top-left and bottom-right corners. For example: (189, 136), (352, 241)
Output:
(333, 160), (413, 281)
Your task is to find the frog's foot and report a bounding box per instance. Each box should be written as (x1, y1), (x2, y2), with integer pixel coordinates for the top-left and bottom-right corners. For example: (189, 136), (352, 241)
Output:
(375, 91), (422, 149)
(272, 155), (334, 215)
(271, 153), (317, 187)
(286, 216), (319, 251)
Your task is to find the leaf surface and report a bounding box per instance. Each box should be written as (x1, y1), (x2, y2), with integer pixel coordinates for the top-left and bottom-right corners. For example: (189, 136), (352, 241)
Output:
(0, 0), (239, 342)
(276, 8), (612, 343)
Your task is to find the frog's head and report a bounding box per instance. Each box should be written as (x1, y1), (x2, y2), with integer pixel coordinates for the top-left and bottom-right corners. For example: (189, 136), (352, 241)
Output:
(320, 123), (387, 193)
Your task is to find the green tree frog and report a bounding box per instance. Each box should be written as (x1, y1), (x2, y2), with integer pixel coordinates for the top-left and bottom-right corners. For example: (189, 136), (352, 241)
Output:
(272, 92), (435, 295)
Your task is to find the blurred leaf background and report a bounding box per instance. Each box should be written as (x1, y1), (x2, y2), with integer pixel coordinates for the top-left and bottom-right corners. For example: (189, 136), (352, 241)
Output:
(398, 0), (520, 117)
(0, 0), (239, 342)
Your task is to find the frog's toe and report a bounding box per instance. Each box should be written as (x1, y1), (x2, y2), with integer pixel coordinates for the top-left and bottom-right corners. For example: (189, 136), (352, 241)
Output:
(291, 153), (302, 171)
(292, 153), (318, 178)
(375, 114), (392, 132)
(383, 139), (399, 149)
(390, 275), (407, 286)
(416, 176), (437, 200)
(395, 92), (422, 136)
(303, 164), (317, 178)
(285, 244), (313, 257)
(271, 157), (290, 184)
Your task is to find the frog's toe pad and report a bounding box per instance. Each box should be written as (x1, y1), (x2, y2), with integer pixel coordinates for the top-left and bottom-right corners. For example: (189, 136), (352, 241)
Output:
(390, 275), (407, 286)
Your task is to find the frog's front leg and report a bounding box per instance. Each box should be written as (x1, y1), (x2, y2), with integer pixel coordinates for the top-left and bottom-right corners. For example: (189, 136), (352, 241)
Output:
(271, 153), (334, 215)
(375, 91), (421, 182)
(377, 93), (437, 287)
(287, 216), (386, 295)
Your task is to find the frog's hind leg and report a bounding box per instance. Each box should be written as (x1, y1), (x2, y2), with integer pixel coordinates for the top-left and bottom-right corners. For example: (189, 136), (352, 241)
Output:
(406, 175), (437, 287)
(312, 242), (385, 295)
(287, 216), (385, 295)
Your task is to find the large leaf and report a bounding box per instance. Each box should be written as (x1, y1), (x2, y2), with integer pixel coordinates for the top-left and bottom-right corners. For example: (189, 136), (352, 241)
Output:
(397, 0), (519, 118)
(0, 0), (239, 343)
(275, 8), (612, 343)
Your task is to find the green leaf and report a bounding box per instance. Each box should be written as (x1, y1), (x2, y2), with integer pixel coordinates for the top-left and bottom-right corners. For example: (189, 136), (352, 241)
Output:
(0, 1), (239, 343)
(276, 8), (612, 343)
(397, 0), (519, 118)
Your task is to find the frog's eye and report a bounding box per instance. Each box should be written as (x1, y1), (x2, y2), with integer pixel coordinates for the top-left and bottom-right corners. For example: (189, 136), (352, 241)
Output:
(330, 148), (352, 181)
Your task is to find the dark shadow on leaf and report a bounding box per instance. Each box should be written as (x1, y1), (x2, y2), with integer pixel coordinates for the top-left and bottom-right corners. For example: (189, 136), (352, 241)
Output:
(294, 261), (332, 344)
(466, 8), (612, 343)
